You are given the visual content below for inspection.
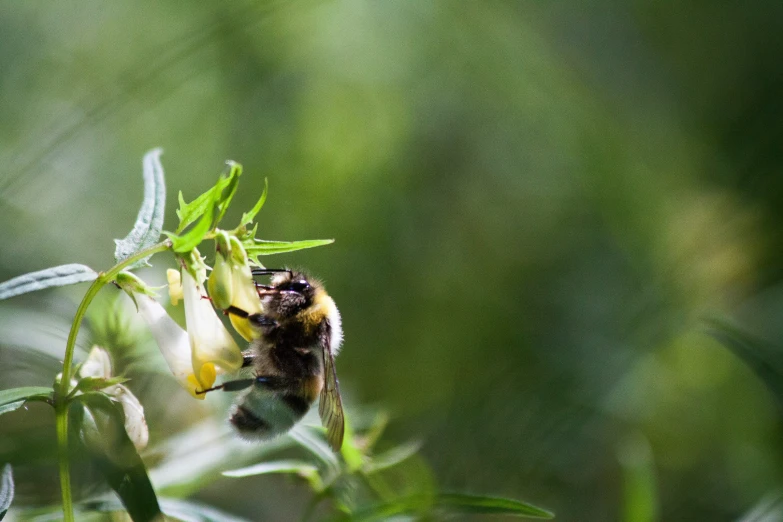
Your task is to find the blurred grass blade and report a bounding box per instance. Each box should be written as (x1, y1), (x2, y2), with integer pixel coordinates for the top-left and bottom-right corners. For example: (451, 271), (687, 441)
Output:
(222, 460), (323, 491)
(0, 464), (13, 521)
(76, 392), (161, 521)
(705, 317), (783, 409)
(222, 459), (318, 478)
(363, 440), (421, 474)
(290, 426), (340, 477)
(150, 419), (296, 497)
(618, 434), (658, 522)
(237, 178), (268, 229)
(737, 492), (783, 522)
(343, 493), (553, 521)
(243, 238), (334, 258)
(114, 148), (166, 268)
(0, 387), (52, 415)
(84, 496), (251, 522)
(0, 264), (97, 300)
(435, 494), (554, 518)
(340, 418), (363, 472)
(159, 497), (252, 522)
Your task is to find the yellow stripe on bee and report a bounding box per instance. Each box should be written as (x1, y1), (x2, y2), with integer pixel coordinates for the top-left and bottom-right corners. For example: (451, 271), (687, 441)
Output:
(303, 375), (324, 402)
(296, 289), (335, 333)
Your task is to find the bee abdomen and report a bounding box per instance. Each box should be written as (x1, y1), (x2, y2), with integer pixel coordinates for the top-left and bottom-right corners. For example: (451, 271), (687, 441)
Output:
(230, 390), (312, 439)
(230, 405), (272, 434)
(281, 394), (311, 416)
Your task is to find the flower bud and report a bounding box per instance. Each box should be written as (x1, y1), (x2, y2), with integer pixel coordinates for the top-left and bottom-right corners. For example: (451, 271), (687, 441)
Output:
(167, 269), (184, 306)
(207, 250), (234, 310)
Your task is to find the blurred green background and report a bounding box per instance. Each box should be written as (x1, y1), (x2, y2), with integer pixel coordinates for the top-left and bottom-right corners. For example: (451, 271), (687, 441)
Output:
(2, 1), (783, 520)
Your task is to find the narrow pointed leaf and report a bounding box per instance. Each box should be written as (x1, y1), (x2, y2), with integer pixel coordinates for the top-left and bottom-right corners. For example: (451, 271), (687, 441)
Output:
(223, 460), (323, 492)
(342, 494), (554, 521)
(176, 164), (241, 233)
(290, 427), (339, 476)
(222, 460), (318, 478)
(705, 317), (783, 409)
(243, 239), (334, 259)
(0, 464), (13, 521)
(166, 188), (220, 253)
(85, 496), (252, 522)
(0, 387), (53, 416)
(69, 377), (129, 397)
(114, 148), (166, 268)
(75, 392), (161, 522)
(0, 264), (97, 300)
(237, 178), (268, 229)
(364, 441), (422, 474)
(435, 494), (554, 518)
(214, 161), (242, 225)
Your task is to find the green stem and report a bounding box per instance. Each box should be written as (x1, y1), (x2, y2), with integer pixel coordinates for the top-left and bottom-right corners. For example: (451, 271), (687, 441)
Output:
(54, 240), (171, 521)
(56, 408), (73, 522)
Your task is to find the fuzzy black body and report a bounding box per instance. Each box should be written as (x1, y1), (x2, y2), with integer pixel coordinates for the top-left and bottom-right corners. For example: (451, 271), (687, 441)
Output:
(229, 271), (343, 442)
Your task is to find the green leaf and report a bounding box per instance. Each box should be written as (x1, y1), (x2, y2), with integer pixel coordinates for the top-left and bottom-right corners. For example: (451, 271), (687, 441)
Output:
(222, 459), (323, 491)
(0, 387), (52, 415)
(83, 496), (252, 522)
(75, 392), (161, 522)
(343, 494), (554, 521)
(243, 239), (334, 261)
(736, 492), (783, 522)
(237, 178), (268, 229)
(619, 434), (658, 522)
(0, 464), (14, 521)
(215, 161), (243, 225)
(340, 418), (363, 472)
(69, 377), (129, 397)
(176, 163), (242, 233)
(166, 193), (218, 253)
(0, 264), (97, 300)
(363, 441), (421, 474)
(435, 494), (554, 518)
(290, 426), (340, 478)
(114, 148), (166, 268)
(222, 459), (318, 478)
(150, 419), (296, 497)
(704, 317), (783, 409)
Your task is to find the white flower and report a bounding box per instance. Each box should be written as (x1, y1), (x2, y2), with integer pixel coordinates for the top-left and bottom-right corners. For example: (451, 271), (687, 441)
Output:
(78, 346), (149, 450)
(135, 293), (205, 399)
(181, 270), (243, 388)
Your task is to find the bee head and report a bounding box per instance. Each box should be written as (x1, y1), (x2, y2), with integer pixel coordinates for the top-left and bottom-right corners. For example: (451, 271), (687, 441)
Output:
(263, 270), (320, 319)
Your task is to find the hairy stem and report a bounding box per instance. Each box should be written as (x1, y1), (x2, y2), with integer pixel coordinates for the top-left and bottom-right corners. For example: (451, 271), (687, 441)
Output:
(54, 240), (171, 520)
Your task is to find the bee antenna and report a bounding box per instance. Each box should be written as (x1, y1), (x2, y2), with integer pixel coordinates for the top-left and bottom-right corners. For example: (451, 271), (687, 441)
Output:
(251, 268), (293, 278)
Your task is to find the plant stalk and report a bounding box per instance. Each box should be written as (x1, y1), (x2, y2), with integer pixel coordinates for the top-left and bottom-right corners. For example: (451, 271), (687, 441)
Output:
(54, 240), (171, 521)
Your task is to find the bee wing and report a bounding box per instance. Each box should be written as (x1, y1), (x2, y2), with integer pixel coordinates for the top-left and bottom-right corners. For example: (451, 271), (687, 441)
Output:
(319, 343), (345, 452)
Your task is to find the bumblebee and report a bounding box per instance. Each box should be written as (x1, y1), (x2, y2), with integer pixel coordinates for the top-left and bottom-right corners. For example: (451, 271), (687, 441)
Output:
(198, 268), (345, 451)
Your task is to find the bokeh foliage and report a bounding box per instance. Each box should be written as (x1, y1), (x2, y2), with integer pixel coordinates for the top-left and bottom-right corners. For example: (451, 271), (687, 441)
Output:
(1, 1), (783, 520)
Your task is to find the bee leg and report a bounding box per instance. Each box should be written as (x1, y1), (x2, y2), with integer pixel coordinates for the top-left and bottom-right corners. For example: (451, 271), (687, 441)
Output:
(196, 379), (254, 394)
(196, 376), (284, 395)
(251, 268), (293, 278)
